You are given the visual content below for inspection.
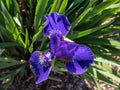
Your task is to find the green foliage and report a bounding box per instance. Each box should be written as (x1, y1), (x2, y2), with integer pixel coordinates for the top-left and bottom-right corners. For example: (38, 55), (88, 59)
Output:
(0, 0), (120, 89)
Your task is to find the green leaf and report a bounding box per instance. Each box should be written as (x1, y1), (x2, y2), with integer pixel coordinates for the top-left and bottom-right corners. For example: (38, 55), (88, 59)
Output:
(59, 0), (68, 14)
(34, 0), (49, 31)
(65, 0), (84, 16)
(85, 0), (119, 21)
(76, 37), (120, 47)
(0, 57), (21, 69)
(0, 66), (25, 89)
(95, 58), (120, 67)
(29, 29), (42, 53)
(92, 27), (120, 36)
(96, 61), (120, 77)
(71, 6), (92, 30)
(101, 45), (120, 56)
(93, 67), (120, 83)
(50, 0), (62, 13)
(85, 72), (103, 90)
(2, 0), (21, 17)
(0, 1), (25, 47)
(49, 0), (58, 13)
(79, 7), (120, 30)
(88, 68), (120, 89)
(0, 42), (20, 48)
(25, 29), (30, 49)
(92, 46), (120, 65)
(92, 69), (102, 90)
(68, 21), (113, 39)
(39, 37), (47, 50)
(0, 27), (13, 41)
(48, 76), (62, 82)
(107, 2), (120, 9)
(53, 59), (67, 72)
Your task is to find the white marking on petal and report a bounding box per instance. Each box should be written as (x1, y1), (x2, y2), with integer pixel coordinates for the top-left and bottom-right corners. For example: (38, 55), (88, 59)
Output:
(45, 52), (51, 58)
(49, 29), (62, 36)
(38, 53), (45, 64)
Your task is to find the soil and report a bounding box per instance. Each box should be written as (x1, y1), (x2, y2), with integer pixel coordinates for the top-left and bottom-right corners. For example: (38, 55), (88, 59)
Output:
(7, 72), (91, 90)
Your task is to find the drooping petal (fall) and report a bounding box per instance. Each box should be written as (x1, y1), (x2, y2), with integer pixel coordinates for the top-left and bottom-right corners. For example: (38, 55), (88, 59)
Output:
(66, 45), (94, 74)
(49, 35), (94, 74)
(29, 51), (52, 84)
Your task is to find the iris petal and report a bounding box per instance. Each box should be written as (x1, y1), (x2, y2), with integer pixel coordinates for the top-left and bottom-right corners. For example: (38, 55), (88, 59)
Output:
(35, 65), (52, 84)
(29, 51), (52, 84)
(55, 41), (79, 59)
(29, 51), (41, 76)
(43, 12), (71, 36)
(66, 61), (87, 74)
(50, 34), (62, 55)
(73, 45), (94, 63)
(66, 45), (94, 74)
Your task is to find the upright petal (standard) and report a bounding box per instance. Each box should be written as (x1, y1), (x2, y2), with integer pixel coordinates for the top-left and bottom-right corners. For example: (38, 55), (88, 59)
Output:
(43, 13), (71, 37)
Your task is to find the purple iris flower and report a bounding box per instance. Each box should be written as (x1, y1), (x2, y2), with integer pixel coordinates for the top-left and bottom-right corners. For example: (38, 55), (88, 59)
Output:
(44, 12), (94, 74)
(30, 12), (94, 84)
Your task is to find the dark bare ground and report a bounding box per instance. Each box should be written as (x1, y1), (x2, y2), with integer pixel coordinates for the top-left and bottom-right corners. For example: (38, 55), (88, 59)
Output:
(7, 72), (91, 90)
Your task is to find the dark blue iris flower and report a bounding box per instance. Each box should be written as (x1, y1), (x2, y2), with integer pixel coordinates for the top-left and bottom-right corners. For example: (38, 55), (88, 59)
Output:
(29, 13), (94, 84)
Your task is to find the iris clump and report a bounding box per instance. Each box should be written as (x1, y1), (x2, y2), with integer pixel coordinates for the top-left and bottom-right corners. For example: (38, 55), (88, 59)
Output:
(29, 13), (94, 84)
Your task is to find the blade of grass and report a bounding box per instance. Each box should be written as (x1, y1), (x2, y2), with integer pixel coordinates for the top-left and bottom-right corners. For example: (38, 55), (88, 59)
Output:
(92, 46), (120, 65)
(34, 0), (49, 31)
(0, 57), (21, 69)
(68, 21), (113, 39)
(76, 37), (120, 46)
(93, 67), (120, 82)
(88, 68), (120, 88)
(0, 1), (25, 47)
(0, 42), (20, 48)
(58, 0), (68, 14)
(84, 0), (119, 21)
(95, 58), (120, 67)
(25, 29), (30, 49)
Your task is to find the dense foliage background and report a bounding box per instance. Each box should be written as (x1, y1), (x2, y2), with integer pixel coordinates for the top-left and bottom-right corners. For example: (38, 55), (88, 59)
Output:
(0, 0), (120, 89)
